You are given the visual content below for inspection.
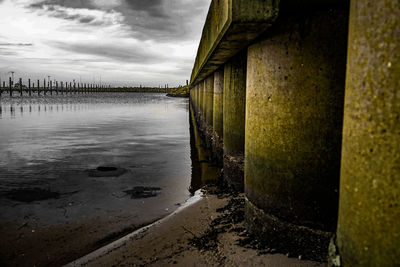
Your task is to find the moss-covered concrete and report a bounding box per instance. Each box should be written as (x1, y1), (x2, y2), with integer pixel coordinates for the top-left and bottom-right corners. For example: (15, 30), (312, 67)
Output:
(212, 68), (224, 164)
(213, 68), (224, 139)
(337, 1), (400, 266)
(190, 0), (279, 85)
(245, 6), (349, 255)
(195, 84), (200, 112)
(223, 50), (247, 191)
(205, 75), (214, 127)
(195, 83), (204, 127)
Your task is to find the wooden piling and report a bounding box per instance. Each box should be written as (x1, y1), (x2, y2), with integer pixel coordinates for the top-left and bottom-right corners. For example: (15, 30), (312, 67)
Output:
(28, 79), (31, 96)
(44, 79), (47, 95)
(9, 77), (12, 96)
(50, 80), (52, 95)
(19, 78), (23, 97)
(37, 79), (40, 95)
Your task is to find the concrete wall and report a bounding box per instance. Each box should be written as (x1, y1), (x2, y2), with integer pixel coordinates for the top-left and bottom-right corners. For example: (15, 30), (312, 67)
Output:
(189, 0), (399, 264)
(337, 0), (400, 266)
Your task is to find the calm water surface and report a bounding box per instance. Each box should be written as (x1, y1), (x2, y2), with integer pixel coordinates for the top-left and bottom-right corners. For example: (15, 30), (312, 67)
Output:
(0, 93), (192, 224)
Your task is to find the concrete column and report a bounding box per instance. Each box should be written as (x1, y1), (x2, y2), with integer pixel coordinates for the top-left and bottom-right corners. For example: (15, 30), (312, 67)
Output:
(223, 50), (247, 190)
(196, 84), (200, 112)
(201, 81), (207, 124)
(212, 68), (224, 164)
(205, 75), (214, 127)
(198, 82), (204, 120)
(336, 1), (400, 266)
(245, 7), (348, 260)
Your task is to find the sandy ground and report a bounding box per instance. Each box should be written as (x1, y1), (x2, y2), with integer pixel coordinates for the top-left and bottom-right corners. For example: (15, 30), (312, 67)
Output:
(66, 190), (325, 267)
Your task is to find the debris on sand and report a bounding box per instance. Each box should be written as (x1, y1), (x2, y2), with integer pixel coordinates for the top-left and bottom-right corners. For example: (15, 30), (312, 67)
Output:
(123, 186), (162, 199)
(188, 195), (244, 251)
(3, 188), (60, 203)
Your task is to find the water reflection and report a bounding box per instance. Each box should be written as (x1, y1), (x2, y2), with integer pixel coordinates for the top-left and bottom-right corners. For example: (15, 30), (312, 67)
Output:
(0, 93), (191, 218)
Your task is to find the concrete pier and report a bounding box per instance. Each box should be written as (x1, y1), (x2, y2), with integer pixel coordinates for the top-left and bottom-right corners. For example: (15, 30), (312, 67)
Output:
(212, 68), (224, 164)
(245, 5), (348, 255)
(189, 0), (399, 262)
(223, 51), (247, 190)
(336, 0), (400, 265)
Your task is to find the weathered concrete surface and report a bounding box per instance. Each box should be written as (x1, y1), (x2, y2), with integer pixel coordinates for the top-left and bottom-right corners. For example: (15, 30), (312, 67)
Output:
(190, 0), (279, 85)
(245, 6), (349, 258)
(337, 1), (400, 266)
(196, 84), (200, 112)
(223, 50), (246, 191)
(212, 68), (224, 164)
(205, 75), (214, 127)
(200, 81), (206, 123)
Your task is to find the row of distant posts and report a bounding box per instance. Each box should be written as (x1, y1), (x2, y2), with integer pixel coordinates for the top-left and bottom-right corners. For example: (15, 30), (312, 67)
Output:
(0, 77), (110, 97)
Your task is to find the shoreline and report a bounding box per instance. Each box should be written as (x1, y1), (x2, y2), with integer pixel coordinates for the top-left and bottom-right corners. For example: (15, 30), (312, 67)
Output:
(65, 190), (204, 266)
(65, 187), (325, 266)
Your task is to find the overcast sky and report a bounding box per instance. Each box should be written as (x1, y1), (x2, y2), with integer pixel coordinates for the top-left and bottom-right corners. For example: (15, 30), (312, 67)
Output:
(0, 0), (210, 87)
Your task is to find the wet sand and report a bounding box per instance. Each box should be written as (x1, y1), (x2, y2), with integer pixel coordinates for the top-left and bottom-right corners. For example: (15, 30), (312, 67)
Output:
(0, 167), (182, 267)
(66, 190), (325, 267)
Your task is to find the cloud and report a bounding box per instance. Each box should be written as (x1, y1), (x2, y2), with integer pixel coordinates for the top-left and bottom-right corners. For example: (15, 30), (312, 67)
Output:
(0, 43), (33, 46)
(0, 0), (210, 86)
(50, 41), (167, 63)
(27, 0), (210, 41)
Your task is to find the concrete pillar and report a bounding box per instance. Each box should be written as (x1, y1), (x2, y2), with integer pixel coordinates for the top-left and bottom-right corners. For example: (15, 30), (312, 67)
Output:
(197, 83), (203, 119)
(336, 1), (400, 266)
(213, 68), (224, 164)
(201, 81), (207, 124)
(196, 84), (200, 112)
(205, 75), (214, 127)
(245, 7), (348, 259)
(223, 50), (247, 190)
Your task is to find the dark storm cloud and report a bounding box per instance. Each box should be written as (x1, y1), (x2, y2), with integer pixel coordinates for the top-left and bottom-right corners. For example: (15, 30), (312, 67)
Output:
(51, 41), (166, 63)
(28, 0), (210, 41)
(29, 0), (95, 10)
(124, 0), (166, 17)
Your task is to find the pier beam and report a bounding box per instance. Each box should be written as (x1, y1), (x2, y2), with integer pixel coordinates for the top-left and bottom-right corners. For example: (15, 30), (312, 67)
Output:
(336, 1), (400, 266)
(212, 68), (224, 164)
(223, 50), (247, 191)
(244, 5), (348, 258)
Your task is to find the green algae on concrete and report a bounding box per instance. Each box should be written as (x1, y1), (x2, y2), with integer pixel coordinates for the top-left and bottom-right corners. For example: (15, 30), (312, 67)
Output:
(190, 0), (279, 85)
(223, 50), (247, 190)
(245, 6), (349, 256)
(337, 1), (400, 266)
(195, 84), (200, 112)
(205, 75), (214, 127)
(213, 68), (224, 139)
(212, 68), (224, 164)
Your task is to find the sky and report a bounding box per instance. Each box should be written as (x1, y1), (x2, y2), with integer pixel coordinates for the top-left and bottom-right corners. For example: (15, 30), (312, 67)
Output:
(0, 0), (210, 87)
